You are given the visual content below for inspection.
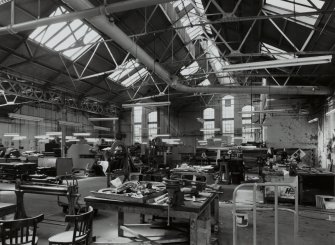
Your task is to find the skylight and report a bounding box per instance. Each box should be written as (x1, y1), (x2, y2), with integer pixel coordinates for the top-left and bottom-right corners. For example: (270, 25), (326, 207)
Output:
(0, 0), (11, 5)
(180, 61), (199, 78)
(199, 79), (211, 86)
(173, 0), (212, 40)
(261, 43), (295, 60)
(29, 6), (102, 60)
(121, 68), (148, 87)
(264, 0), (325, 27)
(108, 59), (140, 82)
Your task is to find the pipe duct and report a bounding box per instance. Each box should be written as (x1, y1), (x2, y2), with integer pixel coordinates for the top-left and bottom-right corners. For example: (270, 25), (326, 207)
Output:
(0, 0), (177, 35)
(64, 0), (332, 96)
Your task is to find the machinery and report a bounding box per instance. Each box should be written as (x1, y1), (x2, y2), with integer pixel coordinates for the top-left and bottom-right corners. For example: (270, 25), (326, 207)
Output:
(15, 175), (80, 225)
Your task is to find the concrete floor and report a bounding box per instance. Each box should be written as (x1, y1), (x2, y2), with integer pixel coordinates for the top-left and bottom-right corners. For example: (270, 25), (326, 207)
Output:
(0, 177), (335, 245)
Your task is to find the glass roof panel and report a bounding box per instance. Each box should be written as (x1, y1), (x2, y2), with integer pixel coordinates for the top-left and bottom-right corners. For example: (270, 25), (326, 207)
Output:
(264, 0), (325, 26)
(108, 59), (140, 82)
(29, 6), (102, 60)
(121, 68), (149, 87)
(180, 61), (199, 78)
(199, 79), (211, 86)
(261, 42), (295, 60)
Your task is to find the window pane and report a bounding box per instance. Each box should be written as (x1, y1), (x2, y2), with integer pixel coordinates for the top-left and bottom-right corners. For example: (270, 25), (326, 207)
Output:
(203, 108), (215, 120)
(222, 96), (234, 119)
(148, 123), (157, 140)
(148, 111), (157, 122)
(203, 121), (215, 140)
(134, 106), (142, 123)
(133, 124), (142, 143)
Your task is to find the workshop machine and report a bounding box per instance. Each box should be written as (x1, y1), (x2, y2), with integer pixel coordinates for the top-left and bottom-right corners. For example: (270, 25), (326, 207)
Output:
(15, 175), (81, 222)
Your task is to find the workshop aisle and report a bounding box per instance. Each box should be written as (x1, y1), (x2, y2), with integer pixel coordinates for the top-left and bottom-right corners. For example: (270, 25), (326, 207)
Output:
(1, 178), (335, 244)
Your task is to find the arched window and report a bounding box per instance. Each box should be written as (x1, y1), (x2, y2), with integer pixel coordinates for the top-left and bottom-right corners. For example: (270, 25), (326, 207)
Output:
(203, 108), (215, 140)
(222, 95), (234, 138)
(133, 106), (142, 143)
(148, 111), (158, 140)
(242, 105), (255, 143)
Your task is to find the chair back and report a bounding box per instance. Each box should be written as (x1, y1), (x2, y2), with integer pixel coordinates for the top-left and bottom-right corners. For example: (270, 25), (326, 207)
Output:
(65, 206), (94, 244)
(0, 214), (44, 245)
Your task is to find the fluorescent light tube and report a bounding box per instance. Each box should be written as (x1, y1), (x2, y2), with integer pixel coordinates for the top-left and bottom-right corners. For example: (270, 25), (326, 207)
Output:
(93, 126), (110, 132)
(34, 135), (49, 139)
(308, 118), (318, 123)
(122, 101), (171, 108)
(153, 134), (170, 137)
(239, 109), (288, 114)
(197, 140), (207, 143)
(200, 128), (220, 131)
(222, 55), (332, 72)
(4, 133), (19, 137)
(85, 138), (100, 143)
(66, 136), (76, 140)
(73, 133), (91, 136)
(104, 138), (115, 142)
(89, 117), (118, 121)
(67, 139), (80, 142)
(59, 121), (82, 127)
(8, 113), (44, 122)
(12, 136), (27, 140)
(326, 108), (335, 116)
(46, 132), (62, 136)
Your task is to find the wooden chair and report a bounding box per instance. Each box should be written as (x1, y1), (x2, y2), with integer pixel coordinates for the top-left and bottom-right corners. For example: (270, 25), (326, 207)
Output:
(0, 214), (44, 245)
(48, 206), (94, 245)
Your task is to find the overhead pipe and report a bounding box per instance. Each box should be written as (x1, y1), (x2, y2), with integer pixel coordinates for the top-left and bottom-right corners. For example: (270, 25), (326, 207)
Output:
(64, 0), (332, 96)
(0, 0), (178, 35)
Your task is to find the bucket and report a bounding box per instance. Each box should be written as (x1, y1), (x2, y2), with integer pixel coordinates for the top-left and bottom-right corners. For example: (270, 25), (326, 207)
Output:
(234, 212), (248, 227)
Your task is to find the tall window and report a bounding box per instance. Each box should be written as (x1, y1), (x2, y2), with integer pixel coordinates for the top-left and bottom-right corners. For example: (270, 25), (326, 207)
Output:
(203, 108), (215, 140)
(222, 96), (234, 139)
(133, 106), (142, 143)
(148, 111), (158, 140)
(242, 105), (255, 143)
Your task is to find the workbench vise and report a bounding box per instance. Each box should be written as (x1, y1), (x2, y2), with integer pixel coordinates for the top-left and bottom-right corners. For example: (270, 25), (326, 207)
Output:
(164, 179), (184, 207)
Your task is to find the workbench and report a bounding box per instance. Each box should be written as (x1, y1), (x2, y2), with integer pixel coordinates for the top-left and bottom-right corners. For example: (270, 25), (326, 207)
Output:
(298, 172), (335, 205)
(85, 192), (219, 245)
(0, 202), (16, 217)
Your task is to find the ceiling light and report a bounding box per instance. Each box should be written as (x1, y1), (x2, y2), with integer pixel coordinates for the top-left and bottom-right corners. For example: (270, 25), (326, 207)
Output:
(67, 139), (80, 142)
(4, 133), (19, 137)
(197, 140), (207, 143)
(73, 133), (91, 136)
(89, 117), (118, 121)
(122, 101), (171, 108)
(66, 136), (76, 140)
(239, 109), (288, 114)
(222, 55), (332, 72)
(104, 138), (115, 142)
(153, 134), (170, 137)
(46, 132), (62, 136)
(326, 108), (335, 116)
(34, 135), (49, 139)
(85, 138), (100, 143)
(8, 113), (44, 122)
(12, 136), (27, 140)
(308, 118), (318, 123)
(93, 126), (110, 132)
(200, 128), (220, 131)
(59, 121), (82, 127)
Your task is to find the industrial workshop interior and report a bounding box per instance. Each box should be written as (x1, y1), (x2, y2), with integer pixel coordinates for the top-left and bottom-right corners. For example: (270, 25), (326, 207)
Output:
(1, 0), (335, 244)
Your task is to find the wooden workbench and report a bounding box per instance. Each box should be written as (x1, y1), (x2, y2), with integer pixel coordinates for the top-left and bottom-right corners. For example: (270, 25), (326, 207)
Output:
(85, 192), (219, 245)
(0, 202), (16, 217)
